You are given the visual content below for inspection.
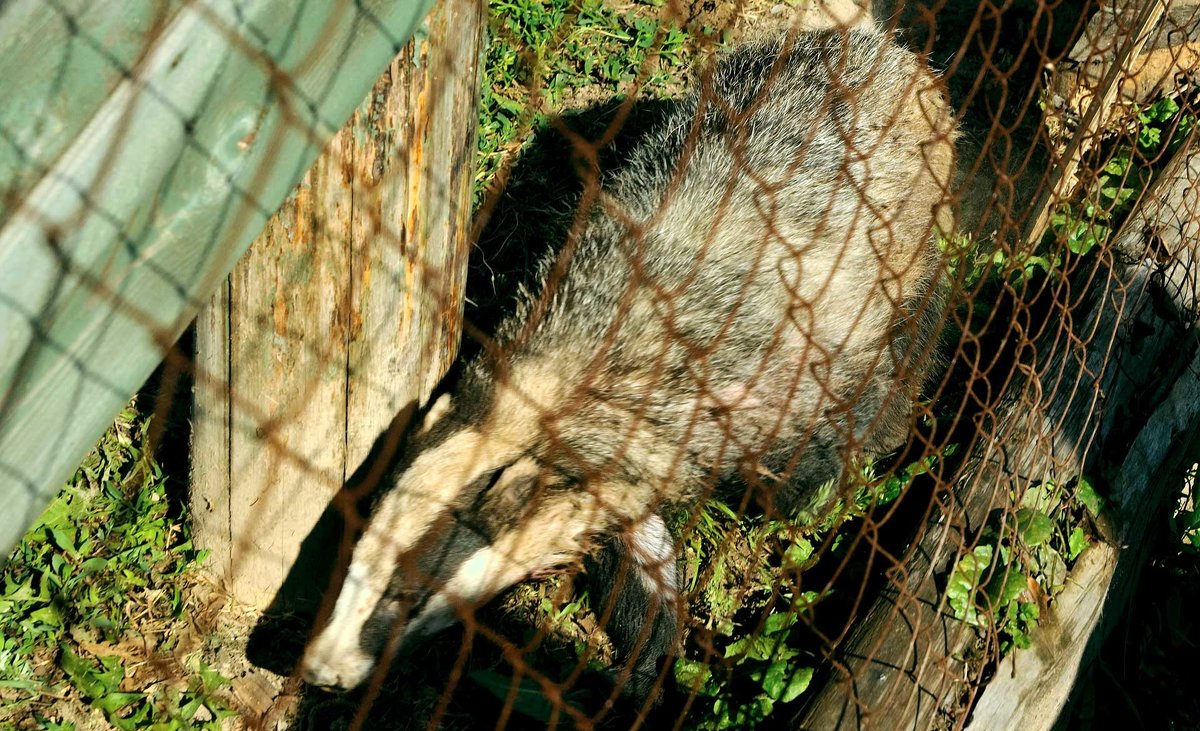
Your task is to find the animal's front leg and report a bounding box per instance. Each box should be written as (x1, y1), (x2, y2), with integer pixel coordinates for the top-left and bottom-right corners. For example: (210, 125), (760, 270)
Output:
(586, 513), (681, 702)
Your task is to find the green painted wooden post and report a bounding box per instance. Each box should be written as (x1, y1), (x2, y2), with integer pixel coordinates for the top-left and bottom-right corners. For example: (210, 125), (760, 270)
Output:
(0, 0), (435, 558)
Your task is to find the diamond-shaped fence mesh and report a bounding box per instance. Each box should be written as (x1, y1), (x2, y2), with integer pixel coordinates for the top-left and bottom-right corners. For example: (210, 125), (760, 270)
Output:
(3, 0), (1200, 729)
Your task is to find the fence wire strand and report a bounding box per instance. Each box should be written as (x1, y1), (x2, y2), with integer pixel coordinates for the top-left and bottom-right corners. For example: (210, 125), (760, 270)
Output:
(3, 0), (1200, 729)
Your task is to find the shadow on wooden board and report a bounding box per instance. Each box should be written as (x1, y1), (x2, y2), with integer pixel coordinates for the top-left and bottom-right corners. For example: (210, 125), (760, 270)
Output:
(240, 96), (677, 729)
(244, 401), (420, 675)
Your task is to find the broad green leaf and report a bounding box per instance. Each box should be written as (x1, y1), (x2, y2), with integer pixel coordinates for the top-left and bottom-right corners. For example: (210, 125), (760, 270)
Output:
(1021, 482), (1061, 514)
(724, 635), (752, 659)
(2, 577), (46, 602)
(1067, 527), (1090, 561)
(1150, 97), (1180, 121)
(1015, 508), (1054, 547)
(29, 605), (62, 627)
(179, 694), (205, 720)
(490, 91), (524, 116)
(95, 655), (125, 694)
(758, 657), (787, 696)
(1076, 477), (1105, 516)
(196, 661), (229, 692)
(32, 498), (74, 533)
(756, 695), (774, 720)
(985, 563), (1028, 608)
(1180, 509), (1200, 533)
(762, 660), (813, 702)
(780, 666), (814, 703)
(79, 557), (107, 576)
(50, 526), (78, 557)
(59, 646), (109, 700)
(763, 611), (798, 636)
(675, 658), (714, 694)
(1103, 154), (1130, 175)
(94, 692), (141, 714)
(1034, 545), (1068, 594)
(947, 545), (994, 626)
(783, 539), (813, 569)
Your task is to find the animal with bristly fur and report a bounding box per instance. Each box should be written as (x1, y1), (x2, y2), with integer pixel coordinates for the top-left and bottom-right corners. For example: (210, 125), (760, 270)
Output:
(301, 25), (957, 700)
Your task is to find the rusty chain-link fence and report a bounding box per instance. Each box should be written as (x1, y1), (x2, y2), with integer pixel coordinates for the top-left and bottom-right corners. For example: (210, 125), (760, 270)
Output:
(3, 0), (1200, 729)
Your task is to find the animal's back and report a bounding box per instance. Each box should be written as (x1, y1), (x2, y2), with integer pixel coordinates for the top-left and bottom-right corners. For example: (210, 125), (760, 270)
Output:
(490, 27), (956, 508)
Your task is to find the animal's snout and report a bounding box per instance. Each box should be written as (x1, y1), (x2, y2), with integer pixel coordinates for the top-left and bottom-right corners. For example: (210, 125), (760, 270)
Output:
(300, 659), (362, 689)
(301, 630), (377, 689)
(297, 559), (394, 690)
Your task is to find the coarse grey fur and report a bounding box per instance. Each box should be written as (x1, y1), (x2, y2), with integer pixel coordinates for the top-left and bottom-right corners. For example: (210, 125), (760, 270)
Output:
(461, 26), (954, 507)
(302, 25), (958, 702)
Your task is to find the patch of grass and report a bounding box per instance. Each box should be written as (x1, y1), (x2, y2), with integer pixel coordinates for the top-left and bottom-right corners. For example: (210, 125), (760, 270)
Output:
(0, 405), (230, 730)
(475, 0), (695, 203)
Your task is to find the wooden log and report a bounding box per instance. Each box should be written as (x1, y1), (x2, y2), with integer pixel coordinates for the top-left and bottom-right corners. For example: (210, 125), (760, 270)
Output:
(0, 0), (435, 559)
(797, 125), (1200, 731)
(346, 31), (479, 467)
(1026, 0), (1167, 247)
(966, 143), (1200, 730)
(190, 0), (484, 609)
(1050, 0), (1200, 127)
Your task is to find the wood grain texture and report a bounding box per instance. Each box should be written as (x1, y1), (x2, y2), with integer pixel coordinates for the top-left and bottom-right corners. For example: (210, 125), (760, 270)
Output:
(798, 137), (1200, 731)
(1052, 0), (1200, 124)
(224, 131), (354, 609)
(0, 0), (185, 222)
(0, 0), (434, 559)
(966, 144), (1200, 731)
(192, 278), (232, 580)
(347, 0), (484, 467)
(191, 0), (484, 609)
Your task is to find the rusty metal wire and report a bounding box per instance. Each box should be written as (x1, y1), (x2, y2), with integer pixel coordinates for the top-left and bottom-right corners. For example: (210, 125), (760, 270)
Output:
(4, 0), (1200, 729)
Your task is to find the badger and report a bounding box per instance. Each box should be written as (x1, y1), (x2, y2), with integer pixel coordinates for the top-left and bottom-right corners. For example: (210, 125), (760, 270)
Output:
(301, 25), (957, 701)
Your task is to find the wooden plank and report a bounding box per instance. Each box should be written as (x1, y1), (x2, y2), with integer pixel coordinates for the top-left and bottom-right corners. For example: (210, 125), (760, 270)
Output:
(967, 144), (1200, 731)
(224, 130), (354, 610)
(1025, 0), (1167, 247)
(1051, 0), (1200, 124)
(797, 142), (1198, 731)
(192, 0), (484, 608)
(346, 0), (483, 466)
(191, 277), (232, 580)
(0, 0), (435, 559)
(0, 0), (185, 222)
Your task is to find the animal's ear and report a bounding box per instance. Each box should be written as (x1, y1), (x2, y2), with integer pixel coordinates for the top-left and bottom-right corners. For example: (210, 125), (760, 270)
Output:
(418, 393), (454, 437)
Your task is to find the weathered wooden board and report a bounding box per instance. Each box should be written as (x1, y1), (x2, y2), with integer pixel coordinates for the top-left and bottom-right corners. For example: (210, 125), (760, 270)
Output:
(1051, 0), (1200, 123)
(966, 143), (1200, 731)
(191, 0), (484, 608)
(226, 130), (355, 607)
(346, 21), (480, 467)
(798, 127), (1200, 731)
(0, 0), (436, 559)
(1026, 0), (1168, 246)
(0, 0), (185, 222)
